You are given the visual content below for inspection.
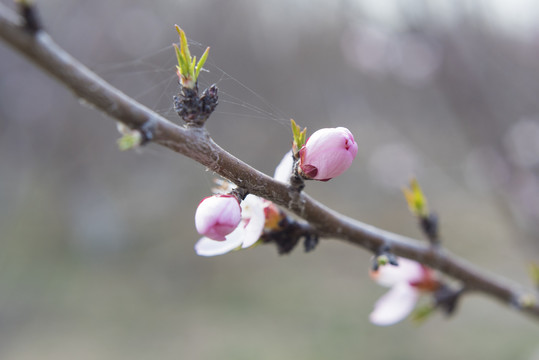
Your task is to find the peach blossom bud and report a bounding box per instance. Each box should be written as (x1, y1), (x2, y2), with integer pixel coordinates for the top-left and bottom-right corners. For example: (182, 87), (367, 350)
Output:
(195, 195), (241, 241)
(299, 127), (358, 181)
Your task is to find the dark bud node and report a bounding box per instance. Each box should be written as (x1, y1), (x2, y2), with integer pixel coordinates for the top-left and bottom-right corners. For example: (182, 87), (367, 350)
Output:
(174, 84), (219, 126)
(262, 217), (318, 255)
(420, 212), (439, 246)
(18, 1), (42, 34)
(434, 284), (463, 316)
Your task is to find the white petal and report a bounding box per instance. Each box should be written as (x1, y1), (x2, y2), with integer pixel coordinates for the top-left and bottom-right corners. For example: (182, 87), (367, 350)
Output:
(369, 283), (420, 326)
(273, 150), (294, 184)
(372, 257), (424, 287)
(239, 195), (266, 248)
(194, 236), (243, 257)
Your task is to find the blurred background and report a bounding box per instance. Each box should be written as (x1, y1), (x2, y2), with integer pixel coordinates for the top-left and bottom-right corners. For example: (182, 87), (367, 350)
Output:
(1, 0), (538, 358)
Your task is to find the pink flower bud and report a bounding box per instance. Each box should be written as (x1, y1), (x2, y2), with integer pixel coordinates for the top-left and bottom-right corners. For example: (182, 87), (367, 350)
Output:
(299, 127), (358, 181)
(195, 195), (242, 241)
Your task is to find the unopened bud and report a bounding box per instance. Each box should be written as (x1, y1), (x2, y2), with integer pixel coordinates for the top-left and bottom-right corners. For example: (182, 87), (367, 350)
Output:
(298, 127), (358, 181)
(195, 195), (241, 241)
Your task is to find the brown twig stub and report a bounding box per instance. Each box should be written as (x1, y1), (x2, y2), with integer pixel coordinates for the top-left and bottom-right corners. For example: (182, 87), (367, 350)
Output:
(230, 187), (249, 202)
(0, 3), (537, 322)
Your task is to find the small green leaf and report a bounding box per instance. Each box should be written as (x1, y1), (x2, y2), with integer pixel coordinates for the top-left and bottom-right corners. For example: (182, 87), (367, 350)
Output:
(291, 119), (300, 138)
(173, 26), (210, 88)
(195, 47), (210, 80)
(411, 304), (434, 324)
(191, 56), (197, 78)
(173, 39), (189, 81)
(180, 53), (190, 79)
(403, 178), (429, 217)
(376, 254), (389, 267)
(290, 119), (307, 155)
(173, 43), (182, 68)
(174, 24), (182, 36)
(530, 263), (539, 288)
(299, 128), (306, 146)
(117, 132), (142, 151)
(177, 26), (192, 71)
(116, 122), (142, 150)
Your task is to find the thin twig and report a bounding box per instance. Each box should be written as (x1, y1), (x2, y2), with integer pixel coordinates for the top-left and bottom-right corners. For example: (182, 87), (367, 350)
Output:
(0, 3), (537, 321)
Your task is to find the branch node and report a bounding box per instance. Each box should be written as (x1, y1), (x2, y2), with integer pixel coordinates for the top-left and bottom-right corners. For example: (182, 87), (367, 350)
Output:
(420, 212), (440, 247)
(262, 217), (319, 255)
(303, 233), (319, 253)
(174, 83), (218, 127)
(434, 284), (464, 316)
(16, 0), (41, 34)
(230, 187), (249, 202)
(372, 244), (398, 271)
(286, 160), (306, 214)
(139, 118), (157, 145)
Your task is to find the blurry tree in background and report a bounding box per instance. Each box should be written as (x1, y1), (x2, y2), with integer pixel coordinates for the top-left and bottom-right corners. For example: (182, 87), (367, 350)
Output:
(0, 0), (538, 359)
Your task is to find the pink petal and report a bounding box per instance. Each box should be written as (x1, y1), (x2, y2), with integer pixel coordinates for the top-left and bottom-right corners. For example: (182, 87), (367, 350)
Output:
(369, 282), (420, 326)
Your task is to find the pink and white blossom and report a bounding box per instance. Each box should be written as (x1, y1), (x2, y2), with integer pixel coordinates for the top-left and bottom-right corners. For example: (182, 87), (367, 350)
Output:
(369, 257), (438, 326)
(299, 127), (358, 181)
(194, 153), (288, 257)
(195, 195), (242, 241)
(194, 194), (267, 256)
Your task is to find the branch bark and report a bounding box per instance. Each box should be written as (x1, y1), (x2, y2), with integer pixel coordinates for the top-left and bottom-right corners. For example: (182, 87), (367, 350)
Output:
(0, 3), (537, 321)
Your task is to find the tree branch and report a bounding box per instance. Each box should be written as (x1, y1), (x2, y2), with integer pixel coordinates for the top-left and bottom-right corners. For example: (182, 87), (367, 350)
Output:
(0, 3), (537, 321)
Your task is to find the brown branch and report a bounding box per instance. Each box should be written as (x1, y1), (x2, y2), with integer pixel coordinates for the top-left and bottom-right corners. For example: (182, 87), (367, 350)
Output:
(0, 3), (537, 321)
